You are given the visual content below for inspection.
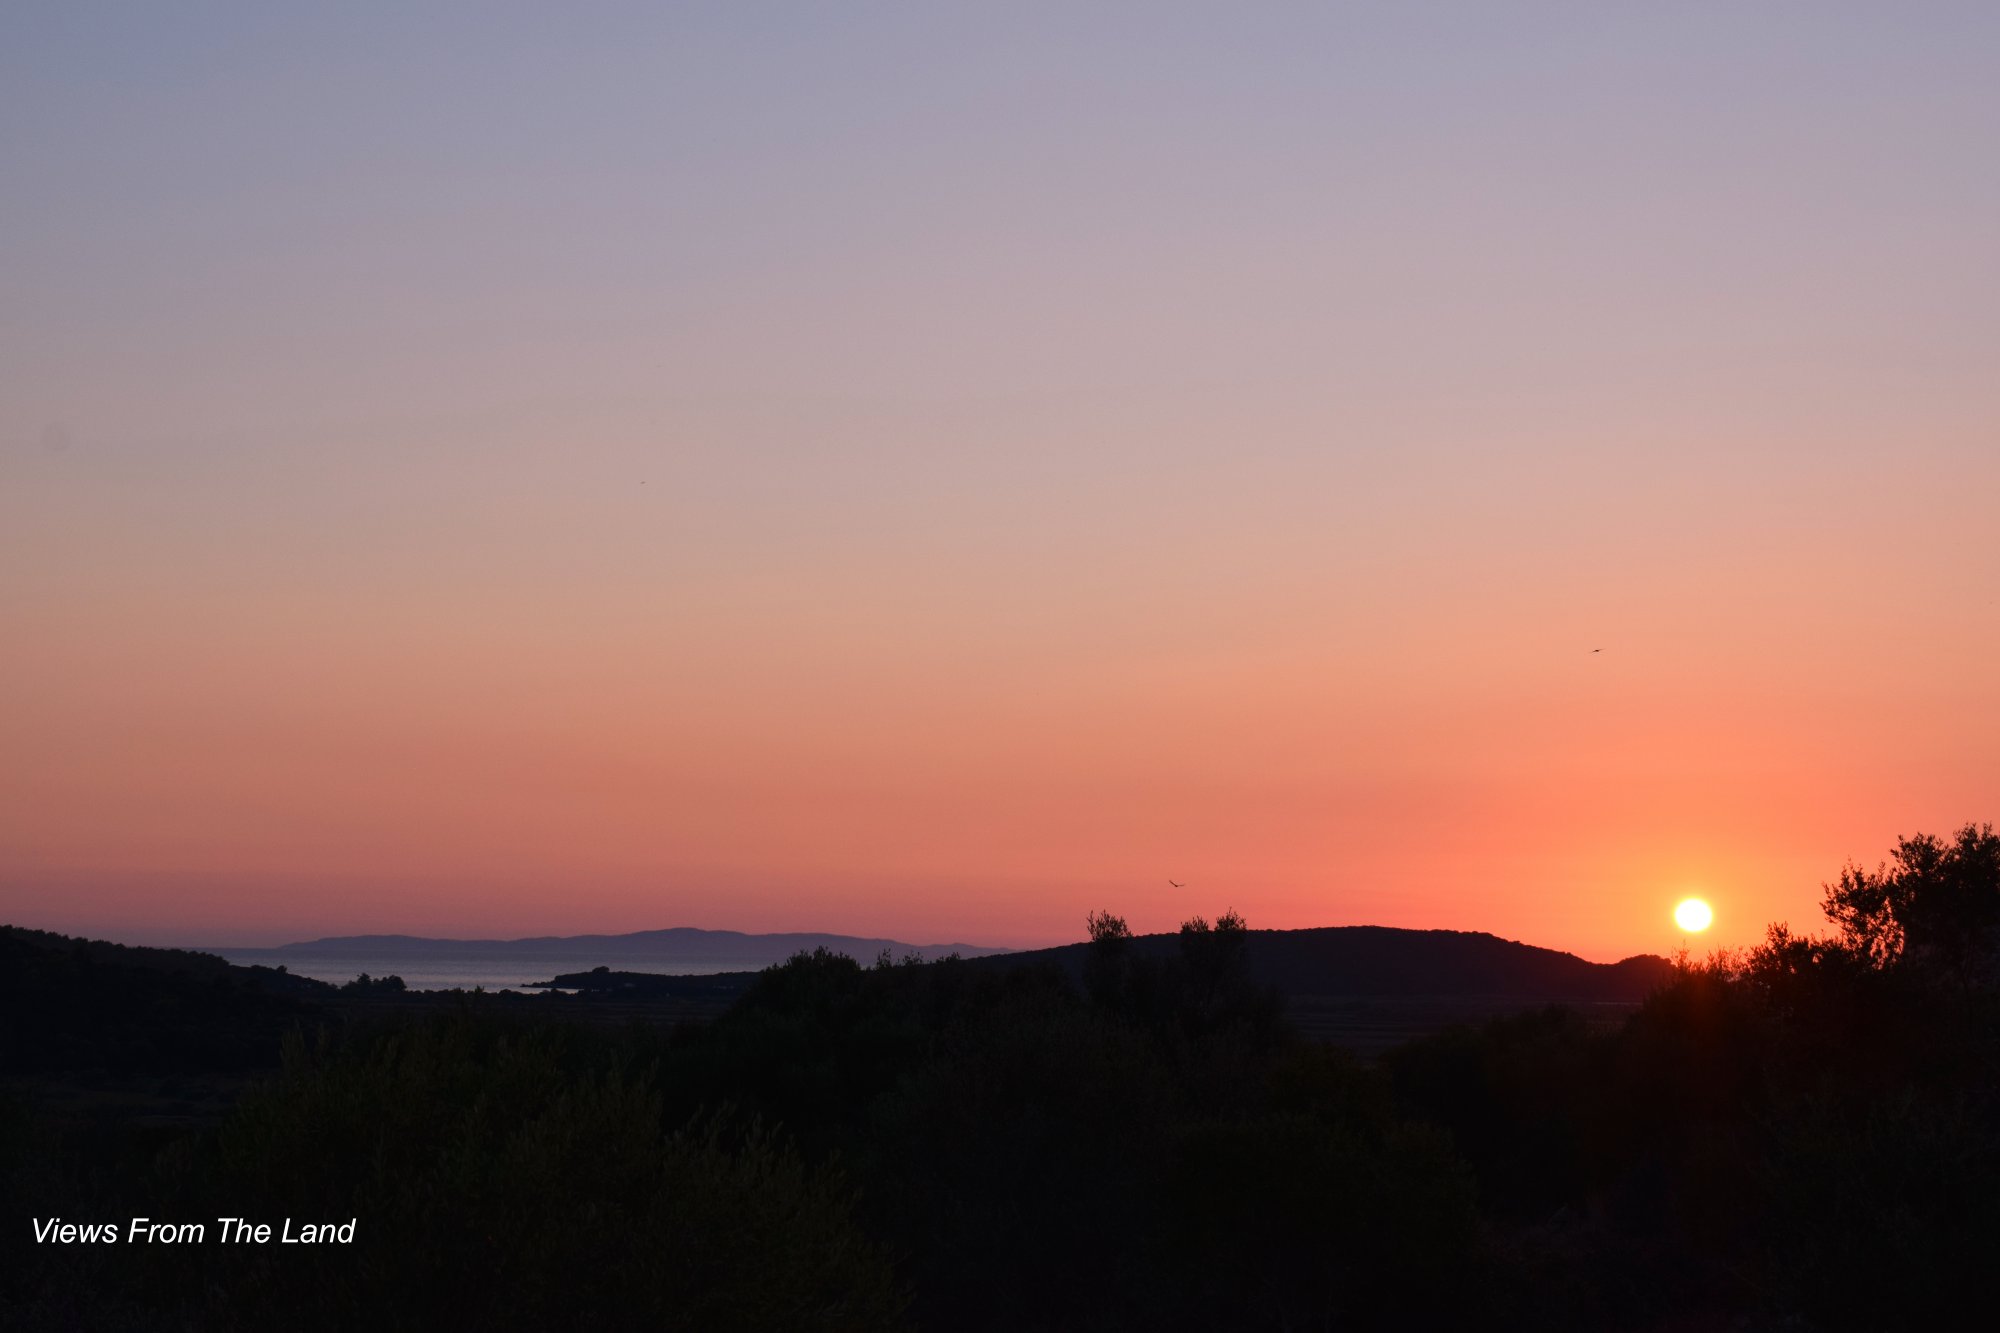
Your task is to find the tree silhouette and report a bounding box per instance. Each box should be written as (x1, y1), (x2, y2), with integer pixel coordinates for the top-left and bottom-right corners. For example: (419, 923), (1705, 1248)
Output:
(1086, 910), (1132, 945)
(1177, 909), (1249, 1016)
(1083, 910), (1133, 1008)
(1821, 822), (2000, 986)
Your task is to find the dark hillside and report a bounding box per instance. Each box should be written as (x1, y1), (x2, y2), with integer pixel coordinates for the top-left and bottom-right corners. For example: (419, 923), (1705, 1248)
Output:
(0, 925), (331, 1078)
(973, 926), (1671, 1002)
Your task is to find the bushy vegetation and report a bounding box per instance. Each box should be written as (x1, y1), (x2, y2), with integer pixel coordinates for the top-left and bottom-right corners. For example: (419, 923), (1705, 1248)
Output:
(337, 972), (407, 994)
(170, 1019), (900, 1331)
(671, 923), (1478, 1332)
(1387, 822), (2000, 1331)
(5, 825), (1997, 1331)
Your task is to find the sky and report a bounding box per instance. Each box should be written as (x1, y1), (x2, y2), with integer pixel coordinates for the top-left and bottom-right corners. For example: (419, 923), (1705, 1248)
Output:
(3, 3), (1996, 958)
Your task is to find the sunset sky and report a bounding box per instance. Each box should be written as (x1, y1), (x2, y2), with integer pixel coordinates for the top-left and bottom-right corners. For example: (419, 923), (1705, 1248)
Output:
(4, 4), (1996, 958)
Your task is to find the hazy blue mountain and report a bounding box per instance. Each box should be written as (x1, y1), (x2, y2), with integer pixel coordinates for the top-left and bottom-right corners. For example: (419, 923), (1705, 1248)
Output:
(224, 926), (1013, 965)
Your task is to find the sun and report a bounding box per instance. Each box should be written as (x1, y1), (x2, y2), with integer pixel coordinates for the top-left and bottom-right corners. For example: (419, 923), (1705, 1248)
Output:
(1674, 898), (1714, 933)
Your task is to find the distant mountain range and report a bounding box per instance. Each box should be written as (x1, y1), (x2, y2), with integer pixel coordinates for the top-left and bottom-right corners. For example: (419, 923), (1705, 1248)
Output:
(221, 926), (1014, 966)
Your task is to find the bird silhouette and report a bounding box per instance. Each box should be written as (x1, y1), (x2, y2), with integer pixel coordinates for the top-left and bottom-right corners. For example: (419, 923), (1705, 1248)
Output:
(1168, 879), (1184, 888)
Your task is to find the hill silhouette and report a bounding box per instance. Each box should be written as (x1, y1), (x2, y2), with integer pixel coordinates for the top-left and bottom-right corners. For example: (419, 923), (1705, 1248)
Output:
(512, 925), (1671, 1015)
(0, 924), (331, 1078)
(0, 924), (333, 999)
(529, 966), (762, 998)
(971, 925), (1671, 1001)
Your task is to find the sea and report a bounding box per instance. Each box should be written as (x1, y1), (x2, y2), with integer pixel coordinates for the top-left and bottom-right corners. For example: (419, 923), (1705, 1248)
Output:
(210, 949), (774, 993)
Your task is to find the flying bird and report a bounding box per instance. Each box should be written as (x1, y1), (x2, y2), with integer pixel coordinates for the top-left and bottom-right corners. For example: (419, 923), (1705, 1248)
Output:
(1168, 879), (1184, 888)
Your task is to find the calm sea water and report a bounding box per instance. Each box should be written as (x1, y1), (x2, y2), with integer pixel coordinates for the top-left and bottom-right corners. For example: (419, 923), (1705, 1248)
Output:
(211, 950), (772, 993)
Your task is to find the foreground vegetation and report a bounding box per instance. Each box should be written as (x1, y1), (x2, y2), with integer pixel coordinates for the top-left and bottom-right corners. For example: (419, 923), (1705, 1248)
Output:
(5, 825), (1997, 1331)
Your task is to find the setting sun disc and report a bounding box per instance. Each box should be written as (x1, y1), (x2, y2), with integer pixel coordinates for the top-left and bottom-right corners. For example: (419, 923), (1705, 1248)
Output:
(1674, 898), (1714, 933)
